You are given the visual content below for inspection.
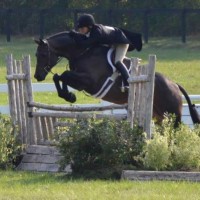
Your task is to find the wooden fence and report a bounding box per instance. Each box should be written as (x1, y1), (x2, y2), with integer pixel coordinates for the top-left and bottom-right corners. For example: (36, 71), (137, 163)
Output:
(6, 54), (155, 145)
(1, 84), (199, 126)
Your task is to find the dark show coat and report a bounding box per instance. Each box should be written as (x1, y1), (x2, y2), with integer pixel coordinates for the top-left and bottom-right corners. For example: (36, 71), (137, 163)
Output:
(70, 24), (142, 51)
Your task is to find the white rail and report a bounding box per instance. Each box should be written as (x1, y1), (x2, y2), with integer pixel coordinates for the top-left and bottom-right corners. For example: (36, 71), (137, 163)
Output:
(0, 83), (200, 126)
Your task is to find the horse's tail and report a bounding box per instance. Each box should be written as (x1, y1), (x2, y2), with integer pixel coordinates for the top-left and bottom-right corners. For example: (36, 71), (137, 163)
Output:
(177, 84), (200, 124)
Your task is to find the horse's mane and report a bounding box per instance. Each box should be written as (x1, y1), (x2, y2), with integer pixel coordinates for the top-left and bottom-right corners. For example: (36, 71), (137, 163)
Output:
(47, 31), (70, 40)
(46, 31), (87, 50)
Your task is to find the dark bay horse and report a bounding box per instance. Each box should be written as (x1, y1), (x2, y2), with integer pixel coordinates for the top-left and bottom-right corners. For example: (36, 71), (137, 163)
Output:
(34, 31), (200, 126)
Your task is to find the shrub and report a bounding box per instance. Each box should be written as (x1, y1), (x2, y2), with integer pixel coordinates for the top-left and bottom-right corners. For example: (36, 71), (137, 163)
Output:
(171, 125), (200, 170)
(141, 116), (200, 171)
(58, 115), (200, 175)
(57, 118), (146, 175)
(143, 132), (171, 171)
(0, 114), (22, 169)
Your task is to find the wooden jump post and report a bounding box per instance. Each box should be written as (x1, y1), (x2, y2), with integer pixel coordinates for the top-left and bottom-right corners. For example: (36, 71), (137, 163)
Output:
(6, 54), (155, 145)
(127, 55), (156, 139)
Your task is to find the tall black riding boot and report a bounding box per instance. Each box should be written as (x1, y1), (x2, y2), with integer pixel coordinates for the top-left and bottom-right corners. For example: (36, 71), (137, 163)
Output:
(115, 61), (130, 90)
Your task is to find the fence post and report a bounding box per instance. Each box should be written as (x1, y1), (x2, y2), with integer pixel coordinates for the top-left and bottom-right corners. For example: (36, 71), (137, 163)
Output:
(127, 57), (139, 128)
(6, 54), (17, 123)
(127, 55), (156, 139)
(145, 55), (156, 138)
(22, 55), (36, 145)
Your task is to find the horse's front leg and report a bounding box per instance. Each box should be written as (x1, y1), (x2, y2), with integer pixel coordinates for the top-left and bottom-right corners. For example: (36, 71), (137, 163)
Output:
(53, 73), (76, 103)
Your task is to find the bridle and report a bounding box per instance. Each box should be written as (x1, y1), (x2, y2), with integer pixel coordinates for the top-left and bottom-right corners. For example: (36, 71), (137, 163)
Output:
(41, 37), (91, 74)
(43, 39), (62, 75)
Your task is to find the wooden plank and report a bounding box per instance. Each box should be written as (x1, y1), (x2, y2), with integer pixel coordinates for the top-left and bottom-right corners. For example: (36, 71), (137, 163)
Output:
(47, 117), (54, 138)
(31, 111), (127, 120)
(128, 75), (149, 83)
(144, 55), (156, 139)
(17, 61), (28, 144)
(17, 162), (71, 172)
(29, 101), (127, 112)
(121, 170), (200, 182)
(17, 163), (61, 172)
(127, 57), (138, 127)
(141, 65), (147, 126)
(23, 55), (36, 144)
(26, 145), (60, 155)
(34, 116), (44, 144)
(14, 60), (23, 143)
(22, 154), (62, 164)
(133, 65), (140, 124)
(6, 74), (26, 80)
(6, 54), (18, 125)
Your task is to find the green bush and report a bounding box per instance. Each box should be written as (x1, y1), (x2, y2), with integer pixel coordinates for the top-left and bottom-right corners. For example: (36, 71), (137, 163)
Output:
(57, 118), (146, 175)
(57, 116), (200, 175)
(0, 114), (22, 169)
(141, 116), (200, 171)
(143, 133), (171, 171)
(171, 125), (200, 170)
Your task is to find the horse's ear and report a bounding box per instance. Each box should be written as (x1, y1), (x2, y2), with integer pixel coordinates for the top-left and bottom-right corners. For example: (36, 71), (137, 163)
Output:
(34, 38), (40, 45)
(34, 38), (45, 45)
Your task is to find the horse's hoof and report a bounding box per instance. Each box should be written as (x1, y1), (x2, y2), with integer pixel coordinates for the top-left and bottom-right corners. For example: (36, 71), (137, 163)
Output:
(53, 73), (60, 82)
(68, 92), (76, 103)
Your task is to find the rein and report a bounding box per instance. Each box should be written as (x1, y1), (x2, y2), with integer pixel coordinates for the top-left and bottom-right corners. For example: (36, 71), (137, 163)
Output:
(68, 47), (91, 65)
(44, 57), (62, 75)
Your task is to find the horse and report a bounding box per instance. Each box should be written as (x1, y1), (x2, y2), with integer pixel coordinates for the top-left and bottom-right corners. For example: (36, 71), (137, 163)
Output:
(34, 31), (200, 126)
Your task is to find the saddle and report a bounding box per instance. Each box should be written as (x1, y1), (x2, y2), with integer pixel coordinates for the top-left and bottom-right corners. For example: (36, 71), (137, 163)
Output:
(92, 48), (131, 99)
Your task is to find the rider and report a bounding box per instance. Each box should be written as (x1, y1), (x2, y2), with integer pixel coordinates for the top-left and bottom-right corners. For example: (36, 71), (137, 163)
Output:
(69, 13), (142, 91)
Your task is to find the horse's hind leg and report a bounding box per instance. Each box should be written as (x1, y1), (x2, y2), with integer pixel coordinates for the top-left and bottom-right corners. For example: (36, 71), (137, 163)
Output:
(53, 73), (76, 103)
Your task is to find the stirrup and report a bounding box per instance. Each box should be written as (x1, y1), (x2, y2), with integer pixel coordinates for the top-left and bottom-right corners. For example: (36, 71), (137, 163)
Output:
(121, 86), (129, 93)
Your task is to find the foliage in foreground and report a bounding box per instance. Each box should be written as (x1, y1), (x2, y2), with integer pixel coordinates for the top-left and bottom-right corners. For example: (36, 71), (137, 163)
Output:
(142, 116), (200, 171)
(58, 116), (200, 178)
(0, 114), (22, 169)
(57, 118), (145, 178)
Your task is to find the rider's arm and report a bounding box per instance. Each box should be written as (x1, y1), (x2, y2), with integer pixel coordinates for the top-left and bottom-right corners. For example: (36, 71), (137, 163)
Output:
(70, 28), (101, 48)
(76, 37), (99, 48)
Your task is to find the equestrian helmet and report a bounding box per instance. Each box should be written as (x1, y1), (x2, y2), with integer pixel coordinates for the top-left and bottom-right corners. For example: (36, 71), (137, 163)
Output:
(77, 14), (95, 28)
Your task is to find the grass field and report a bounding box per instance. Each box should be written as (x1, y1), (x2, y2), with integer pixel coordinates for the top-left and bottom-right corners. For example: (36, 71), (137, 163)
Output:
(0, 36), (200, 105)
(0, 170), (200, 200)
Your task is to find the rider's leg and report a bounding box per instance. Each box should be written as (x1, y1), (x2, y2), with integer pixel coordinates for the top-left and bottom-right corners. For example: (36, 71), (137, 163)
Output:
(114, 44), (129, 88)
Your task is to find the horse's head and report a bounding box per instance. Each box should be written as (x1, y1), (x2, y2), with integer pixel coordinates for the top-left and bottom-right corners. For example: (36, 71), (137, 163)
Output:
(34, 39), (60, 81)
(34, 32), (84, 81)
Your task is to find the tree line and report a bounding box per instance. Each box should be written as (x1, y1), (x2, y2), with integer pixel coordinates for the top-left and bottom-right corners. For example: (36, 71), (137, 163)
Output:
(0, 0), (200, 39)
